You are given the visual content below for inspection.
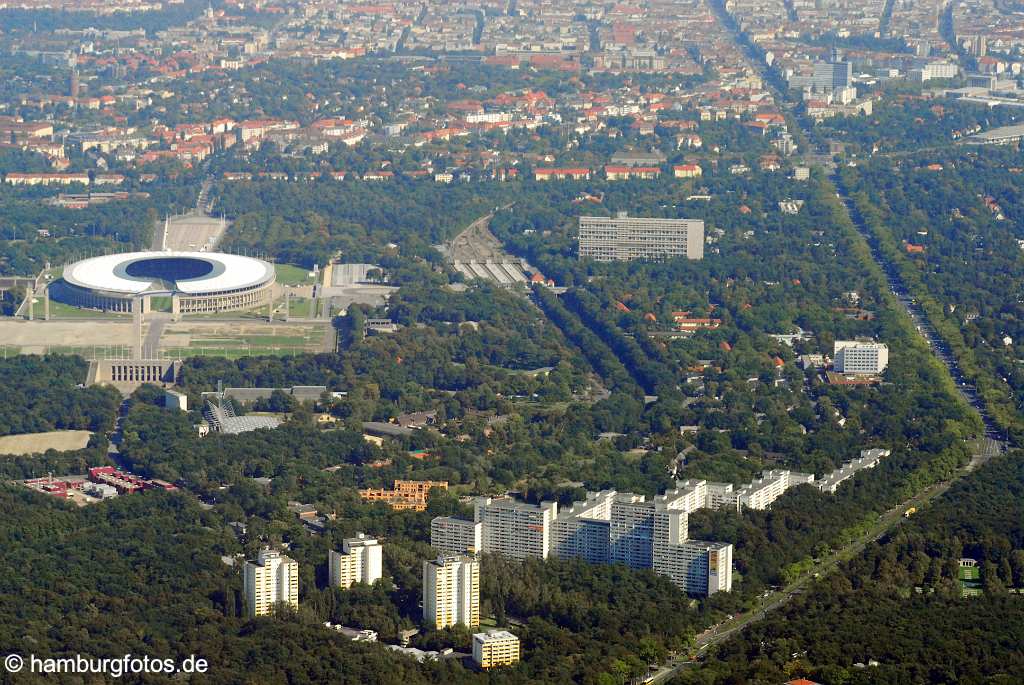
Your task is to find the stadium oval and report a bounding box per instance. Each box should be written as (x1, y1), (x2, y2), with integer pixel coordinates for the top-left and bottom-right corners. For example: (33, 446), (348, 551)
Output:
(57, 251), (276, 314)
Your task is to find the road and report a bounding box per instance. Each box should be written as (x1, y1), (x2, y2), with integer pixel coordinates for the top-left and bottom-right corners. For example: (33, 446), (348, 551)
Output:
(195, 176), (214, 214)
(643, 6), (1008, 685)
(833, 181), (1004, 452)
(151, 177), (224, 251)
(106, 398), (133, 471)
(141, 315), (169, 359)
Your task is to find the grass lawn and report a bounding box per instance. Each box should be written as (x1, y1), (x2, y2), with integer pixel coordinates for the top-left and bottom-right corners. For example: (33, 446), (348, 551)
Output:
(149, 295), (173, 312)
(960, 567), (980, 581)
(162, 345), (314, 359)
(162, 327), (324, 359)
(188, 308), (270, 320)
(275, 263), (318, 286)
(45, 299), (129, 319)
(286, 296), (315, 318)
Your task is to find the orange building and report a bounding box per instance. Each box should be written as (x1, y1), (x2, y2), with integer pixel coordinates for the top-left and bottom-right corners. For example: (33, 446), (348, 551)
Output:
(359, 479), (449, 511)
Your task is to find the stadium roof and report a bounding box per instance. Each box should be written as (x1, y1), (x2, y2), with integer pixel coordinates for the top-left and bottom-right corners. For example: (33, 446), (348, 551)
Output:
(63, 251), (274, 296)
(219, 415), (282, 435)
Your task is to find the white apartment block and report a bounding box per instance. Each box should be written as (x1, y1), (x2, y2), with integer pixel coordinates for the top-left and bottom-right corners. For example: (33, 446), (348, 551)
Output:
(474, 497), (558, 559)
(431, 516), (483, 556)
(578, 213), (704, 262)
(833, 340), (889, 375)
(423, 555), (480, 629)
(328, 533), (383, 589)
(608, 482), (706, 568)
(653, 540), (733, 595)
(817, 449), (891, 494)
(705, 482), (737, 510)
(610, 495), (660, 569)
(551, 490), (617, 564)
(472, 630), (521, 669)
(244, 548), (299, 618)
(433, 480), (740, 596)
(734, 470), (816, 510)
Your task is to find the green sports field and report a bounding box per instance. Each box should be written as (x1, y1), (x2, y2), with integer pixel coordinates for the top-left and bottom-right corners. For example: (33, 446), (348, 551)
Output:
(275, 263), (318, 286)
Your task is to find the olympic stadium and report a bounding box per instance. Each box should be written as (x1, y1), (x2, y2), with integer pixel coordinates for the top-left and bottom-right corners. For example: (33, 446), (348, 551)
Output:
(56, 251), (276, 315)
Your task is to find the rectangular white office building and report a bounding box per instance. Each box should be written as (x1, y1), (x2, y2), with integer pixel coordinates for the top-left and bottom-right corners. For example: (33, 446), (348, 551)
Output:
(833, 340), (889, 375)
(578, 213), (704, 262)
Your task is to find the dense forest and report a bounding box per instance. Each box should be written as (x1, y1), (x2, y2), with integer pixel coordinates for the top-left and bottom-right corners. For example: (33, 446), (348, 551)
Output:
(675, 450), (1024, 685)
(0, 355), (119, 437)
(215, 178), (515, 269)
(0, 482), (721, 685)
(840, 147), (1024, 442)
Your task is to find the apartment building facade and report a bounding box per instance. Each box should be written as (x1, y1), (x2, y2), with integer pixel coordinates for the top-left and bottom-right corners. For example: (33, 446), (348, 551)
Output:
(430, 516), (483, 556)
(473, 497), (558, 559)
(734, 470), (816, 510)
(244, 549), (299, 618)
(423, 555), (480, 629)
(472, 630), (521, 669)
(328, 533), (383, 589)
(436, 481), (734, 596)
(653, 540), (733, 595)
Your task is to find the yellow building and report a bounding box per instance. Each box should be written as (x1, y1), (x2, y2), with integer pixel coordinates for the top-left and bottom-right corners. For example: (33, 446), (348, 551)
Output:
(423, 555), (479, 629)
(472, 630), (521, 669)
(243, 548), (299, 618)
(359, 479), (448, 512)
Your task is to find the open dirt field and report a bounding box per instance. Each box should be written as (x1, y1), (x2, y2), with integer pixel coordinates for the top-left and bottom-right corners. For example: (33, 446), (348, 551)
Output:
(0, 319), (144, 355)
(0, 430), (92, 455)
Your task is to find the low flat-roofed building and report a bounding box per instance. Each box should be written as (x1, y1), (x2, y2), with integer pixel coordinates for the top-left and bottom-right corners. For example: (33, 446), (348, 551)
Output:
(472, 630), (521, 668)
